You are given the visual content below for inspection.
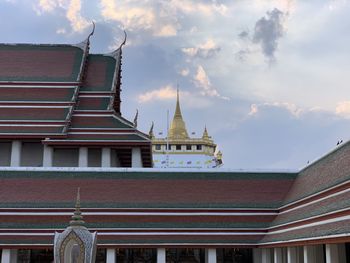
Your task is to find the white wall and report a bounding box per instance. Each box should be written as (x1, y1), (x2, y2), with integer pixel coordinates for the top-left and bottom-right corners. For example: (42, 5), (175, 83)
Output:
(0, 142), (11, 166)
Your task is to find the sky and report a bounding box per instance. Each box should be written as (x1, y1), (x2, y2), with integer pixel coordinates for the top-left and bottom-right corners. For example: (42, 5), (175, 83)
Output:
(1, 0), (350, 169)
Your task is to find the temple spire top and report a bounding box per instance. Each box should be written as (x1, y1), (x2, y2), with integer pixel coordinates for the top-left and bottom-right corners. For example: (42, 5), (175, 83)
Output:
(168, 88), (189, 140)
(70, 187), (85, 226)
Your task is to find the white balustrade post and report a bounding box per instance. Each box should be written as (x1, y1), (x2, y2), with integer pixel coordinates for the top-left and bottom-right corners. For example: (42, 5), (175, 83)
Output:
(274, 247), (283, 263)
(326, 243), (346, 263)
(261, 248), (272, 263)
(1, 249), (18, 263)
(78, 147), (88, 167)
(205, 248), (217, 263)
(102, 147), (111, 167)
(131, 147), (142, 167)
(106, 248), (116, 263)
(157, 248), (166, 263)
(43, 145), (53, 167)
(287, 247), (297, 263)
(10, 140), (21, 167)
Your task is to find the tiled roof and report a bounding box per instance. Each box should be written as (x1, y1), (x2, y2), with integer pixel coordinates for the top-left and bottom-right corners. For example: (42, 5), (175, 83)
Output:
(0, 44), (84, 82)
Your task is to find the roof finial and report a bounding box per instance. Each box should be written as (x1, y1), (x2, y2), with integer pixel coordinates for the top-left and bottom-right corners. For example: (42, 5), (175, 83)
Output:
(133, 109), (138, 128)
(149, 121), (154, 139)
(87, 21), (95, 42)
(120, 30), (127, 48)
(70, 187), (85, 226)
(202, 125), (209, 139)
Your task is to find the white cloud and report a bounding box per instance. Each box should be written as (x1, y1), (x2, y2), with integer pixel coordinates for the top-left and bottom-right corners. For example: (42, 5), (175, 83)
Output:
(248, 102), (303, 117)
(180, 68), (190, 76)
(137, 85), (212, 109)
(182, 38), (221, 59)
(56, 28), (66, 34)
(33, 0), (88, 32)
(138, 85), (177, 103)
(193, 65), (229, 100)
(100, 0), (179, 36)
(66, 0), (89, 32)
(336, 101), (350, 118)
(167, 0), (227, 16)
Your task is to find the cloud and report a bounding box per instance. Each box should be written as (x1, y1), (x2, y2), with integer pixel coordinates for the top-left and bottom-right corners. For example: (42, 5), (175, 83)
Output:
(99, 0), (178, 37)
(33, 0), (89, 32)
(180, 68), (190, 76)
(34, 0), (65, 14)
(138, 85), (177, 103)
(193, 65), (229, 100)
(249, 102), (303, 117)
(253, 8), (287, 61)
(66, 0), (89, 32)
(336, 101), (350, 118)
(182, 38), (221, 59)
(167, 0), (228, 16)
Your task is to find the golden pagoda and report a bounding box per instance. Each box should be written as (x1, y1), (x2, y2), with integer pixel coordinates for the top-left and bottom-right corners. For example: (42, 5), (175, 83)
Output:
(151, 89), (222, 168)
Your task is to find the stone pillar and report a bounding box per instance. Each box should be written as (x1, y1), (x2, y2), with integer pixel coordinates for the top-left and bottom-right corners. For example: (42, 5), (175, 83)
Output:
(106, 248), (116, 263)
(131, 147), (142, 167)
(10, 140), (21, 167)
(253, 248), (262, 263)
(102, 147), (111, 167)
(43, 145), (53, 167)
(157, 248), (166, 263)
(261, 248), (272, 263)
(205, 248), (217, 263)
(287, 247), (297, 263)
(79, 147), (88, 167)
(1, 249), (18, 263)
(274, 247), (283, 263)
(326, 243), (346, 263)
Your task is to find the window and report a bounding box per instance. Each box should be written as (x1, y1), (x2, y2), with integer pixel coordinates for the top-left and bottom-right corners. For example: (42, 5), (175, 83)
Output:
(186, 145), (192, 151)
(176, 145), (182, 150)
(21, 142), (43, 167)
(88, 148), (101, 167)
(196, 145), (202, 150)
(53, 148), (79, 167)
(0, 142), (11, 166)
(155, 145), (161, 150)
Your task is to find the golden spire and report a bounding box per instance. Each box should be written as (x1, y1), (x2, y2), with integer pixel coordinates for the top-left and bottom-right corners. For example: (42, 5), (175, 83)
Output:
(168, 89), (189, 140)
(202, 126), (210, 140)
(70, 187), (85, 226)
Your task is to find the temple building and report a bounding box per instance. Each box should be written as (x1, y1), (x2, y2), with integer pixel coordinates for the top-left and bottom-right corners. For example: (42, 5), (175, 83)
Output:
(1, 29), (350, 263)
(151, 90), (223, 168)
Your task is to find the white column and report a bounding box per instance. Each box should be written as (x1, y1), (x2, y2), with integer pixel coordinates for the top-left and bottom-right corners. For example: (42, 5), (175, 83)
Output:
(43, 145), (53, 167)
(205, 248), (217, 263)
(102, 147), (111, 167)
(274, 247), (283, 263)
(10, 140), (21, 167)
(131, 147), (142, 167)
(326, 243), (346, 263)
(261, 248), (272, 263)
(253, 248), (262, 263)
(78, 147), (88, 167)
(106, 248), (116, 263)
(157, 248), (166, 263)
(1, 249), (18, 263)
(287, 247), (297, 263)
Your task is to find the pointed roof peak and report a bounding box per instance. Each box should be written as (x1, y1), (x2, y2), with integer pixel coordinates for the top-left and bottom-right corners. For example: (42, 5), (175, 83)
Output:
(168, 87), (189, 140)
(70, 187), (85, 226)
(202, 125), (210, 139)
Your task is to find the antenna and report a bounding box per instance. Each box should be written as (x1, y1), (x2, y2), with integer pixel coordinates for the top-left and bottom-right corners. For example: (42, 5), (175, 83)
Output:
(166, 109), (169, 168)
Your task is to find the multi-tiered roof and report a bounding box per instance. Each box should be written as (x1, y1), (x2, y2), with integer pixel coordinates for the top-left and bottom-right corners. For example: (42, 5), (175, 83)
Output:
(0, 28), (152, 167)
